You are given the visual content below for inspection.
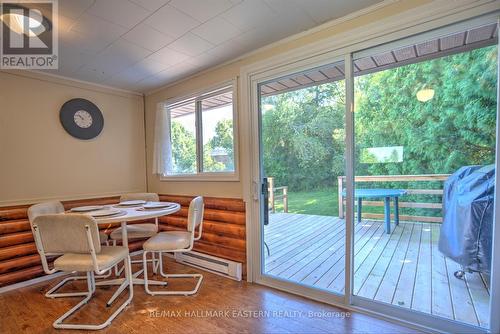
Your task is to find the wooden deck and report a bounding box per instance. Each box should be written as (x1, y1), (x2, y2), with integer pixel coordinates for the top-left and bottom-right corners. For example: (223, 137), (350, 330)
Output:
(264, 213), (490, 328)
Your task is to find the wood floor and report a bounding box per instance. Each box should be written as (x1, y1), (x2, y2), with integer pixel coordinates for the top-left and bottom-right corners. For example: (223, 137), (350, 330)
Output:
(0, 257), (419, 334)
(265, 213), (490, 328)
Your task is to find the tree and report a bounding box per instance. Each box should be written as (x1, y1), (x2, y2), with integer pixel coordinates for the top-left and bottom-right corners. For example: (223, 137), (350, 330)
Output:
(170, 121), (196, 173)
(261, 81), (346, 191)
(202, 119), (234, 172)
(354, 46), (497, 177)
(260, 45), (497, 192)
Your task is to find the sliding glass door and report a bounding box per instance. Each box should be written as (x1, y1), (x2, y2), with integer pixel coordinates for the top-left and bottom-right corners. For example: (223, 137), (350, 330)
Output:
(351, 20), (498, 330)
(257, 60), (347, 297)
(251, 13), (499, 334)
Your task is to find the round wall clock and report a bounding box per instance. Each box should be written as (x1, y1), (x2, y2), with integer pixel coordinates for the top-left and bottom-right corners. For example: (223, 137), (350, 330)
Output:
(59, 98), (104, 140)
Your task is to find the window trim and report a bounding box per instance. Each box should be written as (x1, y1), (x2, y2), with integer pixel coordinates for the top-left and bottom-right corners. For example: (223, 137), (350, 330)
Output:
(160, 80), (239, 182)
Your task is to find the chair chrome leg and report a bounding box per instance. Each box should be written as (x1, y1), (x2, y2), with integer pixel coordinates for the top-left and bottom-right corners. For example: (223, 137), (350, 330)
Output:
(111, 243), (158, 277)
(45, 249), (111, 298)
(98, 241), (113, 278)
(143, 251), (150, 294)
(113, 240), (121, 277)
(151, 252), (157, 274)
(52, 257), (134, 330)
(45, 274), (90, 298)
(52, 272), (93, 329)
(143, 252), (203, 296)
(95, 268), (112, 279)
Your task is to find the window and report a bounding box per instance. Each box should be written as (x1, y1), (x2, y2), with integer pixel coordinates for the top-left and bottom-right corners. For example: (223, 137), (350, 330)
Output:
(160, 84), (236, 178)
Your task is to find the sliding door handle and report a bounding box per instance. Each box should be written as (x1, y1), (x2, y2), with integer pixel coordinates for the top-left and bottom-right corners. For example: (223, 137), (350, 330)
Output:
(262, 177), (269, 226)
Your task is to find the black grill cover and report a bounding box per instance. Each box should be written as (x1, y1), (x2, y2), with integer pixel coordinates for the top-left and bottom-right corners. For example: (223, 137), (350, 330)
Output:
(439, 165), (495, 274)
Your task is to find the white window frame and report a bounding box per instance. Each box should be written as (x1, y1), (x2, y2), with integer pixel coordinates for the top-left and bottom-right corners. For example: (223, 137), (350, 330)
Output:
(160, 80), (239, 182)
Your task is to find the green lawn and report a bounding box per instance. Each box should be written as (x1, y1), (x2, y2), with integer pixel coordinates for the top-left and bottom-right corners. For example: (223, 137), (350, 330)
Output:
(273, 187), (442, 218)
(274, 187), (339, 216)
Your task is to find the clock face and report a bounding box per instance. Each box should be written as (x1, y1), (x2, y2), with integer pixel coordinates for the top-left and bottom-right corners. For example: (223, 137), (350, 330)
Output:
(74, 110), (93, 128)
(60, 98), (104, 140)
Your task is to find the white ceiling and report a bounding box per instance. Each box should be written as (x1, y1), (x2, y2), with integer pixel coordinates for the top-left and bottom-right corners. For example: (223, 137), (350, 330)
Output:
(44, 0), (383, 93)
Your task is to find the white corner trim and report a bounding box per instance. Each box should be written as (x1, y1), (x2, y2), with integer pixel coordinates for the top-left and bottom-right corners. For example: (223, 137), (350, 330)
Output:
(1, 70), (144, 98)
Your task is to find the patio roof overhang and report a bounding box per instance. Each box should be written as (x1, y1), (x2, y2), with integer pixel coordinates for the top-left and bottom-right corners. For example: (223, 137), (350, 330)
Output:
(169, 90), (233, 118)
(260, 22), (498, 97)
(169, 23), (497, 118)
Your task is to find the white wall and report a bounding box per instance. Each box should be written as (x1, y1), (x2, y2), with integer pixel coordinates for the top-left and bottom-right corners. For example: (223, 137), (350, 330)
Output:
(0, 71), (147, 205)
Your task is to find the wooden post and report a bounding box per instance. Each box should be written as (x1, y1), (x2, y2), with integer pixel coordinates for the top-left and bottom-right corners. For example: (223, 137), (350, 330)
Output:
(268, 177), (275, 213)
(338, 176), (344, 219)
(283, 187), (288, 213)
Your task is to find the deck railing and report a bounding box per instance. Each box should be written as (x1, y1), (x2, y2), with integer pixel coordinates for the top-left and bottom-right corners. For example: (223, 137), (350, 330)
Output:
(268, 177), (288, 213)
(338, 174), (450, 223)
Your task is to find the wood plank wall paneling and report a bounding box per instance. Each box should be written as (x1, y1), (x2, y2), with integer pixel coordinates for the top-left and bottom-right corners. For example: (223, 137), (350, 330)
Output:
(158, 195), (247, 276)
(0, 195), (246, 288)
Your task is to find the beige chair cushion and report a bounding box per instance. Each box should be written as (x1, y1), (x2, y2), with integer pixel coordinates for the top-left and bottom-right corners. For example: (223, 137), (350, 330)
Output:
(28, 201), (64, 224)
(33, 214), (102, 254)
(110, 224), (157, 240)
(54, 246), (128, 272)
(120, 193), (159, 202)
(187, 196), (204, 232)
(143, 231), (192, 251)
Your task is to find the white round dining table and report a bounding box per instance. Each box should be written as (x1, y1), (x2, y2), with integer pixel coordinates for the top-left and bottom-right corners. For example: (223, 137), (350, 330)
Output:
(69, 203), (181, 305)
(94, 204), (180, 248)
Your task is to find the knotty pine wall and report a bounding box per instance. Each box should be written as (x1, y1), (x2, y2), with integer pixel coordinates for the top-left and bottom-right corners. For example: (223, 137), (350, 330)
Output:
(0, 195), (246, 287)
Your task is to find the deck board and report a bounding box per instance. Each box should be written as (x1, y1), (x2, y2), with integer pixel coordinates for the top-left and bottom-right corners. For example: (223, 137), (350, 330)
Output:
(266, 217), (335, 270)
(353, 221), (393, 294)
(430, 223), (454, 319)
(287, 222), (347, 281)
(269, 218), (343, 276)
(392, 222), (421, 308)
(301, 222), (363, 287)
(466, 268), (490, 327)
(355, 222), (405, 298)
(445, 257), (479, 325)
(329, 222), (382, 292)
(264, 213), (490, 328)
(374, 222), (413, 303)
(411, 223), (432, 314)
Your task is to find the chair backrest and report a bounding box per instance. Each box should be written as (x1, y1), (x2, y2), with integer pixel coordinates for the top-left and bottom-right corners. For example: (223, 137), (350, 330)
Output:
(28, 201), (65, 226)
(32, 214), (102, 255)
(120, 193), (159, 202)
(187, 196), (204, 233)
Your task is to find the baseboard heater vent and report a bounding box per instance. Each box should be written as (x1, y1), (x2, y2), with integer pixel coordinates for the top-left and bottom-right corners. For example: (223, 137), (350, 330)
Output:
(174, 251), (242, 281)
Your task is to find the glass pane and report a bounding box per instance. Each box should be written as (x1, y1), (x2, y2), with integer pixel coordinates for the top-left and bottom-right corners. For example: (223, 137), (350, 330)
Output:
(201, 91), (235, 172)
(169, 102), (197, 175)
(353, 29), (497, 328)
(260, 61), (347, 295)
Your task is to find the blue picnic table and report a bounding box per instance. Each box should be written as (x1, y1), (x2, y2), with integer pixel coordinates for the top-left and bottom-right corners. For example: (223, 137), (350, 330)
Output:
(342, 188), (407, 234)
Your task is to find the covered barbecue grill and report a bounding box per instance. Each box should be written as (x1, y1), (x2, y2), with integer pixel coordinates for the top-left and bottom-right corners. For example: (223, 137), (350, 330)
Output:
(439, 165), (495, 278)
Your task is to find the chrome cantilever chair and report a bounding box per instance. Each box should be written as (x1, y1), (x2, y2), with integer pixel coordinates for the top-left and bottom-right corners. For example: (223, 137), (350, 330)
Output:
(28, 201), (111, 298)
(142, 196), (204, 296)
(32, 214), (133, 330)
(110, 193), (161, 274)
